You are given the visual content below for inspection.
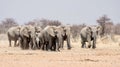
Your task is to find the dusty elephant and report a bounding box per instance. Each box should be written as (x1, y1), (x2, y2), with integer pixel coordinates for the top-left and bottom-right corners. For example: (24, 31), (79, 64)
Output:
(34, 26), (43, 49)
(58, 25), (72, 50)
(38, 26), (59, 51)
(80, 26), (101, 49)
(19, 25), (40, 50)
(7, 26), (21, 47)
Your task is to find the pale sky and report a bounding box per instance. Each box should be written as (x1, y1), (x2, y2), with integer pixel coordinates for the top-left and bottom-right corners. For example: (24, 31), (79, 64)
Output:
(0, 0), (120, 25)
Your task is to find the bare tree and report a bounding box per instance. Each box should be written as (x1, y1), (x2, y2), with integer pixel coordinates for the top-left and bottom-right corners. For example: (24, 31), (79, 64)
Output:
(114, 23), (120, 35)
(40, 18), (62, 28)
(97, 15), (111, 37)
(0, 18), (18, 33)
(105, 22), (114, 35)
(25, 21), (36, 26)
(71, 24), (86, 41)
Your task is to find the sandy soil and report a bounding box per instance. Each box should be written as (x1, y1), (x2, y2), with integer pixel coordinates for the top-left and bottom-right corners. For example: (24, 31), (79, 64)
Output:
(0, 34), (120, 67)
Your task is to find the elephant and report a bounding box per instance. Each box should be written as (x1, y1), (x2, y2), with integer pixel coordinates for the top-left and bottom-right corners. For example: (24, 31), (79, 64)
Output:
(7, 26), (21, 47)
(35, 32), (43, 49)
(19, 25), (41, 50)
(19, 25), (31, 49)
(38, 26), (59, 51)
(58, 25), (72, 50)
(80, 26), (101, 49)
(34, 26), (43, 49)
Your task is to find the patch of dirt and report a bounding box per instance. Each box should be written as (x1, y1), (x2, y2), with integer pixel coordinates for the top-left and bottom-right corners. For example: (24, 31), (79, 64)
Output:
(0, 34), (120, 67)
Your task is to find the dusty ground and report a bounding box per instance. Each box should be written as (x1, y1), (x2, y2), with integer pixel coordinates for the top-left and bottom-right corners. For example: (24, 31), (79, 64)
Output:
(0, 34), (120, 67)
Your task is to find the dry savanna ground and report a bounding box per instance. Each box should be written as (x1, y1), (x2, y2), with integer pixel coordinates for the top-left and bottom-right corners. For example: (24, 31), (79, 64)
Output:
(0, 34), (120, 67)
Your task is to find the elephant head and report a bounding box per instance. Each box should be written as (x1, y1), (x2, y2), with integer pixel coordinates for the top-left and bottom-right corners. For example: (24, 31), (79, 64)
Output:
(45, 26), (58, 37)
(35, 26), (42, 33)
(20, 26), (31, 38)
(90, 26), (102, 39)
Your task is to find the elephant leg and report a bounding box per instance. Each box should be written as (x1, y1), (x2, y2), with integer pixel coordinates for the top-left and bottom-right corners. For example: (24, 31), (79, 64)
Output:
(9, 39), (11, 47)
(61, 40), (64, 49)
(14, 40), (17, 47)
(19, 38), (24, 49)
(48, 39), (53, 51)
(56, 39), (60, 51)
(31, 42), (36, 50)
(66, 38), (71, 50)
(51, 38), (57, 51)
(81, 41), (85, 48)
(46, 44), (49, 51)
(41, 43), (45, 50)
(53, 44), (56, 51)
(36, 41), (40, 49)
(46, 41), (49, 51)
(92, 40), (96, 49)
(88, 40), (91, 48)
(23, 39), (27, 49)
(24, 37), (29, 49)
(39, 41), (41, 49)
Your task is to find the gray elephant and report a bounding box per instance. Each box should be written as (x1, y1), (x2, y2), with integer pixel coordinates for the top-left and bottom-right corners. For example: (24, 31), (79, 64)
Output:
(7, 26), (21, 47)
(34, 26), (42, 49)
(19, 25), (41, 50)
(19, 25), (31, 49)
(39, 26), (59, 51)
(80, 26), (101, 49)
(58, 25), (72, 50)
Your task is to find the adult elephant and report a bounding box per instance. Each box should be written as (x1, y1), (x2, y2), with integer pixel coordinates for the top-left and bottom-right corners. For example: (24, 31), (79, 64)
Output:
(80, 26), (101, 49)
(58, 25), (72, 50)
(39, 26), (59, 51)
(19, 25), (40, 50)
(7, 26), (21, 47)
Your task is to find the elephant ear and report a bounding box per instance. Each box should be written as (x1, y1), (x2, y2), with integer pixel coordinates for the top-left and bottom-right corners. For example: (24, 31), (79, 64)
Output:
(65, 26), (71, 35)
(86, 26), (92, 35)
(97, 26), (101, 31)
(96, 26), (102, 35)
(22, 26), (30, 37)
(46, 26), (56, 37)
(87, 26), (92, 32)
(16, 26), (21, 32)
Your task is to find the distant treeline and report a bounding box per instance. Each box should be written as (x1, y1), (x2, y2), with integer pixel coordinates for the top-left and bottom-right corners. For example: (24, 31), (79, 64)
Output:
(0, 15), (120, 39)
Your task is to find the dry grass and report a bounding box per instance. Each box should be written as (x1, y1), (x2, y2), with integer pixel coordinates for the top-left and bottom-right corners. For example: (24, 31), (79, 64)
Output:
(0, 34), (120, 67)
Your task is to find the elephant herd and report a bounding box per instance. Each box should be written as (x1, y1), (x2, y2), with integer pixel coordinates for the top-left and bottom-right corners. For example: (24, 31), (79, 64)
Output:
(7, 25), (101, 51)
(7, 25), (72, 51)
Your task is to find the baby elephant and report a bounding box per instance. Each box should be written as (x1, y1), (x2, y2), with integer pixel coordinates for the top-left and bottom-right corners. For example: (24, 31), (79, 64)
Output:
(80, 26), (101, 49)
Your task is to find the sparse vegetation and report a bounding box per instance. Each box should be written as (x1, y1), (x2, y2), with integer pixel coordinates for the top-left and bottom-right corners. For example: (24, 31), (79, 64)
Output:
(0, 15), (120, 41)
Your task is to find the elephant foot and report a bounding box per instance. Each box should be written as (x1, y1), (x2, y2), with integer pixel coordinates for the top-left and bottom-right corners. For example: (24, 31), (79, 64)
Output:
(61, 48), (64, 50)
(68, 47), (71, 50)
(14, 45), (17, 47)
(56, 48), (60, 52)
(31, 47), (36, 50)
(9, 45), (11, 47)
(81, 44), (86, 48)
(81, 45), (84, 48)
(92, 46), (96, 49)
(88, 45), (91, 48)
